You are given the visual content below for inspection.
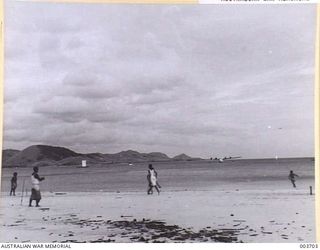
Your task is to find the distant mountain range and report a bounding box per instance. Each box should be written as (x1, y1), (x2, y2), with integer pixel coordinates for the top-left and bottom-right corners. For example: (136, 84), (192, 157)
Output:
(2, 145), (202, 168)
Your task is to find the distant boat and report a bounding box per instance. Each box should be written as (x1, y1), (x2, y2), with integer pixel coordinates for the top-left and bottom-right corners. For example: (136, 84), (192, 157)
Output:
(275, 155), (278, 160)
(77, 160), (88, 168)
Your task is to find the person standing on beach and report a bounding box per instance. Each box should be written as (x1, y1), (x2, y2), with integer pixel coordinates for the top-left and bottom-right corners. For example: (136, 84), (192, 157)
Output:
(29, 167), (45, 207)
(147, 164), (161, 195)
(288, 170), (299, 188)
(10, 172), (18, 196)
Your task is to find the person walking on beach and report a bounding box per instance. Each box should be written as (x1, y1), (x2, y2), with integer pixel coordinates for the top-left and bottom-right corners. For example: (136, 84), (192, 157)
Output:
(147, 164), (160, 195)
(288, 170), (299, 188)
(10, 172), (18, 196)
(29, 167), (45, 207)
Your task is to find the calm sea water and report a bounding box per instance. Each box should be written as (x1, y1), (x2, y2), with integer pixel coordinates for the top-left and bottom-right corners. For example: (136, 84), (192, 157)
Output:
(1, 158), (315, 193)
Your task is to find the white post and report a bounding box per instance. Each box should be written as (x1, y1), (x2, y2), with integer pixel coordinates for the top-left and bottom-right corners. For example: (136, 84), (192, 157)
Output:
(82, 160), (87, 168)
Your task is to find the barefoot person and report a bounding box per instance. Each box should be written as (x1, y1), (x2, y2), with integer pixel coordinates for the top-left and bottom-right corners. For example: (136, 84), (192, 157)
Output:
(10, 172), (18, 196)
(147, 164), (160, 195)
(29, 167), (45, 207)
(288, 170), (299, 188)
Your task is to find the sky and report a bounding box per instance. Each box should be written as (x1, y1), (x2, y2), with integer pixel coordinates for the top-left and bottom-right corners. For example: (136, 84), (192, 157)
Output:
(3, 2), (316, 159)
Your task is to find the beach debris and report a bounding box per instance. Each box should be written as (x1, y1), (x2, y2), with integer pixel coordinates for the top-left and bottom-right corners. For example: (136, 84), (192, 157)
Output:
(89, 239), (114, 243)
(262, 231), (272, 234)
(60, 240), (87, 243)
(14, 220), (25, 224)
(39, 208), (50, 212)
(63, 218), (242, 243)
(138, 236), (147, 242)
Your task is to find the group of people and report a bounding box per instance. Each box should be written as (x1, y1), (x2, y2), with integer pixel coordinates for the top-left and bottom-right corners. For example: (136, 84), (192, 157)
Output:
(8, 166), (300, 206)
(146, 167), (301, 192)
(9, 167), (45, 207)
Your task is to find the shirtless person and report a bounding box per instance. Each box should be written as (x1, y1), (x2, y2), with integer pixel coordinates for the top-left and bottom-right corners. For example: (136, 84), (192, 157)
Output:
(10, 172), (18, 196)
(29, 167), (45, 207)
(288, 170), (299, 188)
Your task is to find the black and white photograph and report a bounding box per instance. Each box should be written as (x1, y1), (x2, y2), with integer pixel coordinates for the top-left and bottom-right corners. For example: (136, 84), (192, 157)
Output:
(0, 1), (317, 243)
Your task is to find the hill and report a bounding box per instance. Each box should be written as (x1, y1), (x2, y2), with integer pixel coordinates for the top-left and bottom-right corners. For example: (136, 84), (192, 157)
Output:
(2, 149), (21, 165)
(102, 150), (171, 164)
(3, 145), (81, 167)
(173, 153), (193, 161)
(2, 145), (200, 167)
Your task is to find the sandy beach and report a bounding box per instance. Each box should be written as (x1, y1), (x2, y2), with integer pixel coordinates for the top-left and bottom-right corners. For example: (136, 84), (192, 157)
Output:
(0, 159), (315, 243)
(2, 1), (317, 244)
(0, 188), (315, 243)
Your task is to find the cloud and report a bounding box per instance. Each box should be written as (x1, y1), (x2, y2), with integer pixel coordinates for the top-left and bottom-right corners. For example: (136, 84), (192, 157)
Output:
(3, 3), (316, 158)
